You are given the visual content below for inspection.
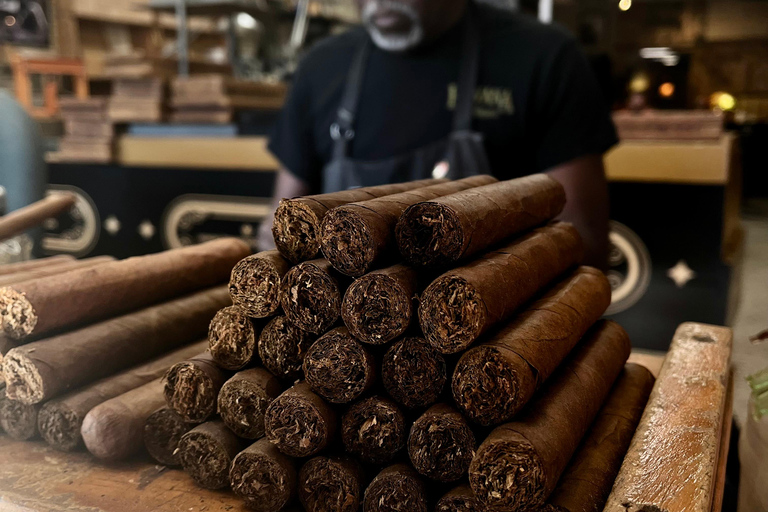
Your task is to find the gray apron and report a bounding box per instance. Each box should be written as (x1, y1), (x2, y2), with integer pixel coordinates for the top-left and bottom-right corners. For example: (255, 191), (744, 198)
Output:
(322, 7), (492, 193)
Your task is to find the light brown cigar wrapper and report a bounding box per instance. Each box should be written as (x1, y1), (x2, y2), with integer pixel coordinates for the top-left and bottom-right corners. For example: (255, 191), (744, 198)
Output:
(603, 323), (732, 512)
(163, 351), (230, 423)
(0, 237), (249, 340)
(228, 250), (291, 318)
(395, 175), (566, 267)
(0, 395), (40, 440)
(3, 286), (230, 404)
(81, 377), (166, 460)
(0, 255), (75, 276)
(273, 178), (444, 264)
(37, 340), (208, 452)
(468, 320), (632, 511)
(452, 267), (612, 426)
(419, 222), (583, 354)
(0, 256), (115, 287)
(542, 363), (655, 512)
(0, 193), (77, 242)
(321, 176), (498, 277)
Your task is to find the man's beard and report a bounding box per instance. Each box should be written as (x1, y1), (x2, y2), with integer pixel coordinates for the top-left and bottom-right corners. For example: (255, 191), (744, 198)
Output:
(361, 0), (425, 52)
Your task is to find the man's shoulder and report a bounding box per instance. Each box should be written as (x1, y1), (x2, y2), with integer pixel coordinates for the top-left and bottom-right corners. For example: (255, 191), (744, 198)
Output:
(476, 4), (576, 54)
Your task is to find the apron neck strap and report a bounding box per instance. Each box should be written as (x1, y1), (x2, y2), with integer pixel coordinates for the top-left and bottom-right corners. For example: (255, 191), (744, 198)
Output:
(453, 4), (481, 133)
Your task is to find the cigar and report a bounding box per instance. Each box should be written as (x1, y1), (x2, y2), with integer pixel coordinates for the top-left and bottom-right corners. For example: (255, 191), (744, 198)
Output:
(281, 259), (348, 334)
(452, 267), (612, 426)
(208, 305), (261, 370)
(419, 222), (583, 354)
(0, 193), (77, 242)
(321, 176), (498, 276)
(178, 420), (245, 490)
(218, 368), (282, 439)
(0, 237), (249, 340)
(38, 340), (208, 452)
(273, 179), (443, 264)
(396, 175), (566, 267)
(0, 395), (39, 440)
(382, 337), (447, 409)
(0, 256), (115, 287)
(229, 251), (291, 318)
(3, 286), (230, 405)
(408, 403), (476, 482)
(299, 456), (365, 512)
(81, 377), (167, 460)
(0, 255), (74, 276)
(341, 264), (419, 345)
(436, 485), (488, 512)
(543, 363), (654, 512)
(303, 327), (376, 404)
(230, 438), (297, 512)
(341, 396), (407, 465)
(468, 320), (632, 511)
(143, 407), (193, 466)
(258, 315), (316, 381)
(164, 352), (230, 423)
(264, 381), (337, 457)
(363, 464), (428, 512)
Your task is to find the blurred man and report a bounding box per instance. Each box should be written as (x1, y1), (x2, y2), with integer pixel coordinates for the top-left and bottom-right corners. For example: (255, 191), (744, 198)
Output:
(264, 0), (616, 267)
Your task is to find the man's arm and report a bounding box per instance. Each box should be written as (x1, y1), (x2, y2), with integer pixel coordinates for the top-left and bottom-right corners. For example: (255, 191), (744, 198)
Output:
(257, 168), (312, 251)
(546, 154), (610, 270)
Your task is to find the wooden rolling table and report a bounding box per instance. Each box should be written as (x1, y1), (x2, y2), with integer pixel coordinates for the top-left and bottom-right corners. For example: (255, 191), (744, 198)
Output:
(0, 350), (732, 512)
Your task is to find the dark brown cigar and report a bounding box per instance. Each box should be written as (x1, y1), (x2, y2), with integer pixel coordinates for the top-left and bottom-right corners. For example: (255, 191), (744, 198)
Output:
(0, 237), (249, 340)
(299, 456), (365, 512)
(396, 175), (565, 267)
(452, 267), (612, 426)
(178, 420), (245, 490)
(342, 396), (407, 465)
(363, 464), (428, 512)
(229, 251), (291, 318)
(382, 337), (447, 409)
(273, 179), (444, 263)
(0, 255), (74, 276)
(436, 485), (488, 512)
(0, 395), (40, 440)
(341, 264), (419, 345)
(217, 368), (282, 439)
(208, 305), (261, 370)
(468, 320), (632, 511)
(0, 256), (115, 287)
(408, 403), (475, 482)
(230, 438), (297, 512)
(258, 315), (316, 381)
(163, 352), (230, 423)
(143, 407), (193, 466)
(281, 258), (349, 334)
(321, 176), (498, 276)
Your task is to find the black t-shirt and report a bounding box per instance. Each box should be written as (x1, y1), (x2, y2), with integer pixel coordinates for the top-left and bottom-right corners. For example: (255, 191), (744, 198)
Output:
(268, 3), (618, 192)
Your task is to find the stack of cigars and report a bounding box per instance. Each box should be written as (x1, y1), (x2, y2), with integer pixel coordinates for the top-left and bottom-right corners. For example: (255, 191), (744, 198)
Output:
(0, 176), (733, 512)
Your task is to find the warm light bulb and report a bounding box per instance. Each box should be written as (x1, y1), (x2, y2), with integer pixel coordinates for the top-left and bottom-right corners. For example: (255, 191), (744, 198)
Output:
(619, 0), (632, 11)
(629, 73), (650, 94)
(236, 12), (257, 29)
(711, 92), (735, 111)
(659, 82), (675, 98)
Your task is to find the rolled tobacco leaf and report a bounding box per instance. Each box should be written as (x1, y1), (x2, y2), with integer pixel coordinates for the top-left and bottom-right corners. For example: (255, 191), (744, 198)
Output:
(542, 363), (654, 512)
(178, 420), (245, 490)
(342, 396), (407, 465)
(468, 320), (632, 511)
(408, 403), (476, 482)
(281, 258), (349, 334)
(264, 381), (337, 457)
(382, 336), (447, 410)
(273, 179), (442, 264)
(38, 339), (207, 451)
(81, 377), (167, 461)
(341, 264), (419, 345)
(396, 174), (566, 267)
(208, 305), (261, 370)
(0, 237), (249, 340)
(229, 250), (291, 318)
(419, 222), (583, 354)
(258, 315), (316, 380)
(452, 266), (612, 426)
(363, 464), (428, 512)
(0, 255), (115, 287)
(0, 255), (74, 276)
(0, 395), (40, 440)
(299, 456), (365, 512)
(164, 351), (230, 423)
(230, 437), (297, 512)
(321, 176), (497, 277)
(436, 485), (488, 512)
(218, 368), (283, 439)
(143, 407), (193, 466)
(303, 327), (376, 404)
(3, 286), (230, 404)
(0, 192), (76, 242)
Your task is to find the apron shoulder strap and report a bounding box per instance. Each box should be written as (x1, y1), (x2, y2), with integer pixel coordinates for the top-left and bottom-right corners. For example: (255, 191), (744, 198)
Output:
(332, 38), (370, 160)
(453, 5), (481, 133)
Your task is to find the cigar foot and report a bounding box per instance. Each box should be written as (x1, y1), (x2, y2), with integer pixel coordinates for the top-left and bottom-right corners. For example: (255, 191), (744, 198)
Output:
(163, 362), (218, 423)
(320, 209), (374, 277)
(419, 276), (485, 354)
(265, 396), (328, 458)
(178, 430), (233, 490)
(143, 408), (190, 466)
(469, 434), (546, 511)
(208, 306), (257, 370)
(273, 201), (321, 264)
(38, 404), (81, 451)
(0, 398), (38, 440)
(258, 316), (315, 380)
(409, 407), (475, 482)
(303, 329), (375, 404)
(382, 338), (446, 410)
(299, 457), (363, 512)
(3, 351), (45, 404)
(342, 397), (406, 465)
(0, 287), (37, 339)
(363, 465), (428, 512)
(342, 274), (412, 345)
(229, 253), (287, 318)
(396, 203), (463, 267)
(230, 440), (295, 512)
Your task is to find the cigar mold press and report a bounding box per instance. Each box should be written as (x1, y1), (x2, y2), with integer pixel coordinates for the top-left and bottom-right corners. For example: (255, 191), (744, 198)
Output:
(0, 178), (733, 512)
